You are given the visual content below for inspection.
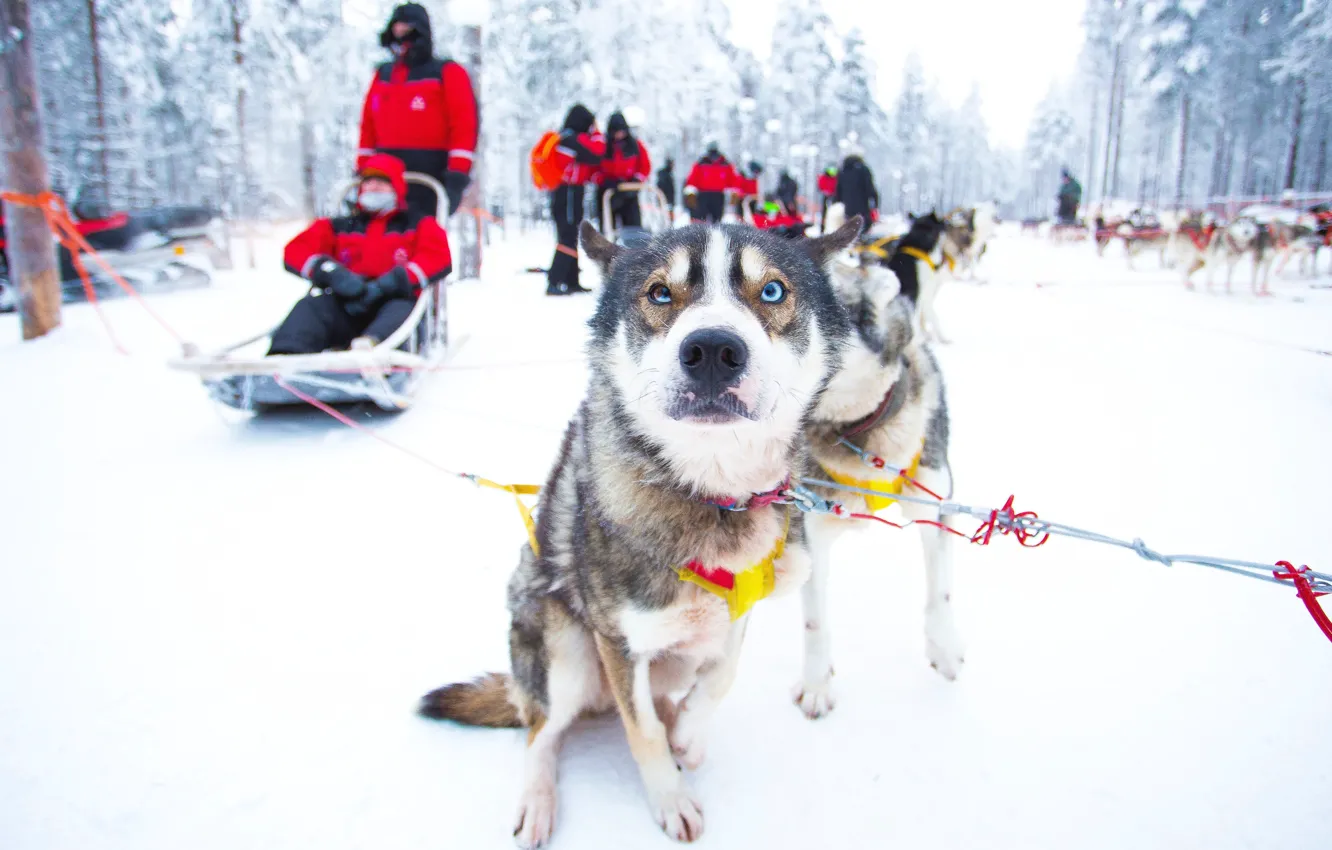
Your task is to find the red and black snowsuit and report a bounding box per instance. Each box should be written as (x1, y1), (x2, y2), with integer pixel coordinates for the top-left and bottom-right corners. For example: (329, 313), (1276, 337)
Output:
(685, 151), (737, 224)
(595, 112), (652, 232)
(270, 154), (451, 354)
(357, 3), (478, 218)
(817, 168), (837, 233)
(547, 104), (605, 295)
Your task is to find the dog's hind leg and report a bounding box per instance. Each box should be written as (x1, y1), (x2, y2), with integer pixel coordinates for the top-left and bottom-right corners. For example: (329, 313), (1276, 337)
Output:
(594, 633), (704, 843)
(669, 617), (749, 769)
(901, 464), (964, 680)
(793, 512), (840, 719)
(514, 612), (606, 849)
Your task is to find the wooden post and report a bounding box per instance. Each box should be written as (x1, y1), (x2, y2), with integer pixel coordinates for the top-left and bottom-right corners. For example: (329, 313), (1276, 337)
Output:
(0, 0), (62, 340)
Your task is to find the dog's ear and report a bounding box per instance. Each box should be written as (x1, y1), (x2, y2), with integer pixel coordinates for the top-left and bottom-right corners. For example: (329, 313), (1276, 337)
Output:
(580, 221), (623, 275)
(802, 215), (863, 271)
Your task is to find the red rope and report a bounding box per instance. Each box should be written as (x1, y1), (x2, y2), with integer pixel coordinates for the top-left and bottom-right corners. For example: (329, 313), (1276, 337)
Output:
(271, 374), (464, 478)
(1272, 561), (1332, 643)
(1, 191), (189, 350)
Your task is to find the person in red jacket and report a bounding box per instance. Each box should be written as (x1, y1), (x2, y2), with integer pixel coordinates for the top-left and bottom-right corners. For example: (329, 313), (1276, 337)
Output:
(269, 154), (451, 355)
(817, 166), (838, 233)
(547, 104), (605, 295)
(731, 160), (762, 219)
(357, 4), (478, 219)
(594, 111), (652, 233)
(684, 142), (738, 224)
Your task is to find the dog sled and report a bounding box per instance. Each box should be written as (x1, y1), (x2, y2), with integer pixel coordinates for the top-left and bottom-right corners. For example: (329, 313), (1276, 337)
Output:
(168, 172), (451, 413)
(0, 199), (229, 313)
(599, 181), (672, 248)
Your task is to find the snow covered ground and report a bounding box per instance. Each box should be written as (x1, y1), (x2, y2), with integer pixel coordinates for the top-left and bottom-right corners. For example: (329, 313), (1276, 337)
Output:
(2, 225), (1330, 850)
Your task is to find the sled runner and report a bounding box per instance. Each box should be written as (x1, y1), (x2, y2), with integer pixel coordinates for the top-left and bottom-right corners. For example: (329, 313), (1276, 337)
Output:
(168, 172), (451, 413)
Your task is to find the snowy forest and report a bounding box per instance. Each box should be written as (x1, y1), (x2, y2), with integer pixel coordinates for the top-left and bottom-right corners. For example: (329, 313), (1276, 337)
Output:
(22, 0), (1332, 222)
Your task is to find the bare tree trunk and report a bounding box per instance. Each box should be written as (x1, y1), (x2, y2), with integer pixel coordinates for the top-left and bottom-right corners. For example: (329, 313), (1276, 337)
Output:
(230, 0), (255, 268)
(1175, 93), (1190, 205)
(85, 0), (110, 198)
(455, 23), (483, 280)
(1208, 128), (1225, 198)
(1110, 67), (1126, 198)
(1086, 85), (1099, 200)
(1314, 116), (1327, 192)
(0, 0), (62, 339)
(299, 98), (317, 218)
(1284, 81), (1304, 191)
(1100, 40), (1121, 199)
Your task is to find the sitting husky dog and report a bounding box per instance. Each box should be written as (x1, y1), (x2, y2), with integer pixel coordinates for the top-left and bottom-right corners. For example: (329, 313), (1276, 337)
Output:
(420, 218), (861, 847)
(794, 243), (962, 718)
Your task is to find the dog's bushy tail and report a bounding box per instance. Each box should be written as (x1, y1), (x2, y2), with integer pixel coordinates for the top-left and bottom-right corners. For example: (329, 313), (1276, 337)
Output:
(418, 672), (522, 728)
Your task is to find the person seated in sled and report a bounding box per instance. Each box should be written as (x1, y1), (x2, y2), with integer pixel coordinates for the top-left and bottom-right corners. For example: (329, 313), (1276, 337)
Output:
(268, 154), (451, 355)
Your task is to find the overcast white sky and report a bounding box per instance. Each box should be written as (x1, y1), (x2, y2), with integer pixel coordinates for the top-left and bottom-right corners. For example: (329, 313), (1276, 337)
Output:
(723, 0), (1087, 149)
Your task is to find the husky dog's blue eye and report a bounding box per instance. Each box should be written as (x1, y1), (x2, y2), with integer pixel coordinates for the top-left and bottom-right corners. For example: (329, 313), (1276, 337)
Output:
(647, 284), (672, 305)
(760, 280), (786, 303)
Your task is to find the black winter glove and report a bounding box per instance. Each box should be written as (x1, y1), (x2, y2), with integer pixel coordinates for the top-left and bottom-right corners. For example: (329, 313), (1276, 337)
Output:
(444, 171), (470, 217)
(343, 266), (412, 317)
(311, 258), (366, 299)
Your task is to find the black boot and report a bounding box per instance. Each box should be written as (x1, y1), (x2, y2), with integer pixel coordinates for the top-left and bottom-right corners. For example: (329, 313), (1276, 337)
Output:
(546, 281), (571, 296)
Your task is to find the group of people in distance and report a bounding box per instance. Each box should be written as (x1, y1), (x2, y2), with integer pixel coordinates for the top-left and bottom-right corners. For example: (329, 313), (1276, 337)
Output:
(265, 1), (891, 353)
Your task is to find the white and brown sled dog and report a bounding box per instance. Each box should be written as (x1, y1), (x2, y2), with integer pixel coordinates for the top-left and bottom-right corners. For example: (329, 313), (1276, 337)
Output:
(793, 240), (963, 718)
(420, 218), (861, 846)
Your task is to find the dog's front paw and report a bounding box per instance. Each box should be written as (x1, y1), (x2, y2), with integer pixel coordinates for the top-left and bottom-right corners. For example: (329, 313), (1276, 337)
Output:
(925, 608), (965, 681)
(513, 783), (557, 849)
(650, 781), (705, 843)
(791, 673), (836, 719)
(669, 710), (708, 771)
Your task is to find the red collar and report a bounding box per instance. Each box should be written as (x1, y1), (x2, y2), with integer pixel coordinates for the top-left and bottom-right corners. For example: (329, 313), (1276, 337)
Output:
(700, 477), (792, 511)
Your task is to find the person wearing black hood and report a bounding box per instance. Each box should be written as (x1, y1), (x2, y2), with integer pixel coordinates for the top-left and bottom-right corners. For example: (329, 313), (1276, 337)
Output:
(547, 104), (605, 295)
(833, 152), (879, 230)
(656, 159), (676, 222)
(776, 170), (799, 217)
(594, 111), (652, 233)
(358, 3), (479, 219)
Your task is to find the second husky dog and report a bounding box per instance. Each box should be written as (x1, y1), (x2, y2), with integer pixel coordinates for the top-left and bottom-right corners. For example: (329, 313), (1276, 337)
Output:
(420, 219), (861, 847)
(794, 242), (963, 718)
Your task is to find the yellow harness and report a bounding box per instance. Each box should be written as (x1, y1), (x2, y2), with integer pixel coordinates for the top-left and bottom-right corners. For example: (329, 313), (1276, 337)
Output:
(676, 514), (790, 620)
(858, 235), (900, 259)
(503, 478), (788, 621)
(900, 246), (956, 274)
(823, 443), (924, 513)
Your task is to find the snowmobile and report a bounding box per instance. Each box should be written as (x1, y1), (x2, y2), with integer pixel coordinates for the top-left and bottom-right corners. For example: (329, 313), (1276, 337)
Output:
(0, 195), (230, 312)
(167, 172), (451, 413)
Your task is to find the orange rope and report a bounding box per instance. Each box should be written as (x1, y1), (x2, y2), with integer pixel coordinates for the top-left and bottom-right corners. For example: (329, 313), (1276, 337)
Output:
(1, 190), (188, 350)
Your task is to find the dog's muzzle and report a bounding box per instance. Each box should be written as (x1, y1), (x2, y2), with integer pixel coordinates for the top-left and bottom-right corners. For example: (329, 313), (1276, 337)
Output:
(669, 327), (754, 423)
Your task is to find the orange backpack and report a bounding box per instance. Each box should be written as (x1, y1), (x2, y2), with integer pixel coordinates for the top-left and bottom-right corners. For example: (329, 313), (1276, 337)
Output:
(530, 130), (572, 191)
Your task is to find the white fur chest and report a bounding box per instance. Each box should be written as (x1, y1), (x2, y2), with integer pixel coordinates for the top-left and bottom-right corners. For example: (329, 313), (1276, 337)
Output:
(617, 512), (809, 661)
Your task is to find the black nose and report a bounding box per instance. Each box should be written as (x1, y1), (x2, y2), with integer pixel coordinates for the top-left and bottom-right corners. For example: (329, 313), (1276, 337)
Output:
(679, 328), (748, 390)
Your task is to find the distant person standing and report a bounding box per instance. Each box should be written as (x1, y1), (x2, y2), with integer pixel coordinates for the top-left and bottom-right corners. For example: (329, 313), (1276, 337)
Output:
(357, 3), (478, 218)
(777, 170), (799, 217)
(834, 150), (878, 230)
(1057, 169), (1083, 225)
(684, 141), (738, 224)
(817, 166), (838, 233)
(547, 104), (604, 296)
(595, 111), (652, 233)
(732, 161), (762, 219)
(656, 159), (677, 222)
